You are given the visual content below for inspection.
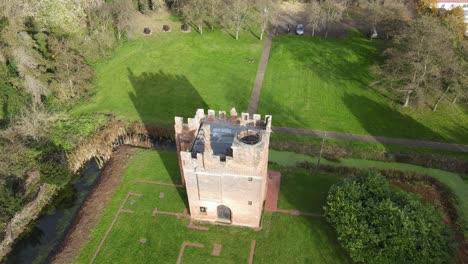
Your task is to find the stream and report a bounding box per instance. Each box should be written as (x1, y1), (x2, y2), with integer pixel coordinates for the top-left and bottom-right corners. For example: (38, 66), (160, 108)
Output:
(5, 159), (101, 264)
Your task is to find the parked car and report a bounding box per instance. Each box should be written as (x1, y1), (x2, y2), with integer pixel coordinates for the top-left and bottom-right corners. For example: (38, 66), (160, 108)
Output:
(296, 24), (304, 35)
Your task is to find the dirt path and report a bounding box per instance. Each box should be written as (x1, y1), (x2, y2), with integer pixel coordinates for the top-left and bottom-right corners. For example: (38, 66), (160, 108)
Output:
(248, 33), (273, 114)
(50, 146), (137, 264)
(273, 126), (468, 152)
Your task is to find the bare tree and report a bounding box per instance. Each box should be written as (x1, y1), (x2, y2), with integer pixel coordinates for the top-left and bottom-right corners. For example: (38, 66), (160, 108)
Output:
(1, 105), (61, 142)
(306, 1), (326, 36)
(253, 0), (280, 40)
(322, 0), (345, 38)
(205, 0), (222, 30)
(181, 0), (206, 34)
(110, 0), (134, 40)
(373, 16), (454, 108)
(361, 0), (410, 39)
(222, 0), (251, 40)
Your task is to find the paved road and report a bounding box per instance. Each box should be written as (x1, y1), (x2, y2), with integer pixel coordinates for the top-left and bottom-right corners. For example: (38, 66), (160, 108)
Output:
(248, 34), (273, 114)
(273, 126), (468, 153)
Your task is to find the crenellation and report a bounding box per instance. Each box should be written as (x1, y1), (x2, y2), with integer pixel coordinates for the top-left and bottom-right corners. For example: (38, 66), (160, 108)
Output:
(207, 109), (215, 121)
(175, 117), (184, 133)
(219, 110), (226, 120)
(196, 108), (205, 119)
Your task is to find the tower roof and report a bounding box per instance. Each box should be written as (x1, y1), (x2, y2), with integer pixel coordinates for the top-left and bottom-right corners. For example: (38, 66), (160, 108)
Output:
(190, 121), (263, 159)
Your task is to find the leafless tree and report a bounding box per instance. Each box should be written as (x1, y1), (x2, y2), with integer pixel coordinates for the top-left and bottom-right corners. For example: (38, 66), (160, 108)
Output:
(322, 0), (345, 38)
(205, 0), (222, 30)
(306, 1), (326, 36)
(374, 16), (455, 108)
(181, 0), (206, 34)
(1, 105), (61, 142)
(360, 0), (410, 38)
(110, 0), (134, 40)
(222, 0), (251, 40)
(253, 0), (280, 40)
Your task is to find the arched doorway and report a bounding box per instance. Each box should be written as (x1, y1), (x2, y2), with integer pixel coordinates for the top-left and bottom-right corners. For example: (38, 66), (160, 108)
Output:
(217, 205), (232, 224)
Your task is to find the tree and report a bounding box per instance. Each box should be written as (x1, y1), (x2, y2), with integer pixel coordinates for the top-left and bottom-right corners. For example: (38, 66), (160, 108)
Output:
(441, 7), (467, 43)
(31, 0), (87, 35)
(377, 0), (411, 39)
(360, 0), (410, 39)
(373, 16), (454, 107)
(181, 0), (206, 35)
(205, 0), (222, 30)
(324, 171), (455, 264)
(306, 1), (326, 36)
(417, 0), (439, 15)
(222, 0), (251, 40)
(322, 0), (345, 38)
(253, 0), (280, 40)
(0, 183), (23, 221)
(110, 0), (134, 40)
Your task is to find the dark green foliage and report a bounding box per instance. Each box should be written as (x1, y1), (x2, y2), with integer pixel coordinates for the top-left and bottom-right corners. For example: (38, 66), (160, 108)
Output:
(49, 113), (108, 151)
(0, 17), (9, 33)
(0, 80), (29, 124)
(38, 143), (71, 186)
(324, 171), (455, 264)
(50, 183), (77, 209)
(24, 16), (39, 34)
(0, 177), (24, 221)
(39, 162), (72, 186)
(33, 32), (49, 57)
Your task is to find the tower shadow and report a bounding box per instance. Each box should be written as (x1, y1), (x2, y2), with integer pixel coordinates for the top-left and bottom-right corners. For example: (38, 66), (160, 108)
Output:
(127, 68), (208, 208)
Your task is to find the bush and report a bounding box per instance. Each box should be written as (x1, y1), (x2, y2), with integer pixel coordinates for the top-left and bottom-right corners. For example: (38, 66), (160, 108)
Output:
(33, 32), (49, 57)
(38, 143), (72, 186)
(324, 171), (455, 264)
(0, 181), (24, 221)
(39, 162), (71, 186)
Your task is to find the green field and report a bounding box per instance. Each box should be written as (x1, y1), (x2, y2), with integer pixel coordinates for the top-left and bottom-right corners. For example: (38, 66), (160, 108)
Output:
(269, 149), (468, 236)
(75, 31), (263, 126)
(259, 33), (468, 144)
(76, 150), (351, 263)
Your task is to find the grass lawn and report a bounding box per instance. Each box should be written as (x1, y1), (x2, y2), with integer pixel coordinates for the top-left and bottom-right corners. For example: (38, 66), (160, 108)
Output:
(269, 149), (468, 236)
(75, 150), (351, 263)
(259, 32), (468, 144)
(277, 169), (340, 214)
(74, 31), (263, 126)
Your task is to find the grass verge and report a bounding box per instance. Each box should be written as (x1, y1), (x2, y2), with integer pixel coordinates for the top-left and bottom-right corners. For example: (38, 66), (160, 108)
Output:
(74, 31), (264, 126)
(259, 32), (468, 143)
(75, 150), (351, 263)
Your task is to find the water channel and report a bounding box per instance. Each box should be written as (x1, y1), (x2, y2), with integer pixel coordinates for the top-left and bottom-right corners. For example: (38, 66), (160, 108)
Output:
(5, 160), (101, 264)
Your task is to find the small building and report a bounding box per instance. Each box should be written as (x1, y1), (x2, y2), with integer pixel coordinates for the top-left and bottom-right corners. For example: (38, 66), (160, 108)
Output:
(437, 0), (468, 23)
(174, 108), (272, 228)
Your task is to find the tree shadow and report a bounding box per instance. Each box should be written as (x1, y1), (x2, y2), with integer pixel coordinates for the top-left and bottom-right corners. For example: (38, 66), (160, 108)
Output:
(127, 68), (208, 208)
(285, 31), (378, 89)
(342, 93), (445, 142)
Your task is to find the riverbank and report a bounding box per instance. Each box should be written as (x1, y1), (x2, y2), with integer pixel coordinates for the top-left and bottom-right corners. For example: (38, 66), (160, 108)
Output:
(50, 146), (137, 264)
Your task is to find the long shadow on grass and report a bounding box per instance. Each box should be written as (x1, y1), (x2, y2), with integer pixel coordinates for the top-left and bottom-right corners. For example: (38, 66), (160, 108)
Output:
(286, 32), (378, 88)
(343, 94), (445, 142)
(128, 68), (208, 208)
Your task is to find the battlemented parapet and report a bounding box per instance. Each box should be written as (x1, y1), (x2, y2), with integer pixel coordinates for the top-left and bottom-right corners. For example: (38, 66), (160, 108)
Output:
(175, 108), (272, 227)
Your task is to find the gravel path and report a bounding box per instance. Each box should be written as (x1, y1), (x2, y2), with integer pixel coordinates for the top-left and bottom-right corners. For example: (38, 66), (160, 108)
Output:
(248, 34), (273, 114)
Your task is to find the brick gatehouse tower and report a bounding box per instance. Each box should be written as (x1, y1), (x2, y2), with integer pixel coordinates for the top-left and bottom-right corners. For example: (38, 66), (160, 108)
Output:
(174, 108), (272, 228)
